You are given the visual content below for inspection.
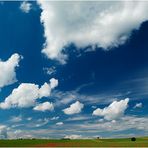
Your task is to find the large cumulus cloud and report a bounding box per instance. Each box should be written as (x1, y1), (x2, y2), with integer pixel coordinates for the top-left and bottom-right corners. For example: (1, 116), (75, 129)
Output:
(0, 78), (58, 109)
(38, 1), (148, 63)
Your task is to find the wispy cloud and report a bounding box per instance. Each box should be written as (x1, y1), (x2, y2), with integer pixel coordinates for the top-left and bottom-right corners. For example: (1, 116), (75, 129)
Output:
(10, 116), (22, 123)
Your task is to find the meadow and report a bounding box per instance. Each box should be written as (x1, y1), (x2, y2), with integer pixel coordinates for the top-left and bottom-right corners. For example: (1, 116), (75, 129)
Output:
(0, 137), (147, 147)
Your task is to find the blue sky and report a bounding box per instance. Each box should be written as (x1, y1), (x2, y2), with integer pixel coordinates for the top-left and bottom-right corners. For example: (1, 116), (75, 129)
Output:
(0, 1), (148, 139)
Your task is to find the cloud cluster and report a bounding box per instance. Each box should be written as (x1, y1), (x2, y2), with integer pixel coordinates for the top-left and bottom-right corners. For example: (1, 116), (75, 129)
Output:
(93, 98), (129, 120)
(63, 101), (84, 115)
(0, 78), (58, 109)
(7, 115), (148, 139)
(77, 116), (148, 133)
(38, 1), (148, 63)
(33, 102), (54, 111)
(0, 53), (22, 88)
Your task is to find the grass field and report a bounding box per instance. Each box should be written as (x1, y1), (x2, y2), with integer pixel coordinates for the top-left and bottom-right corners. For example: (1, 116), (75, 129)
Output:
(0, 137), (147, 147)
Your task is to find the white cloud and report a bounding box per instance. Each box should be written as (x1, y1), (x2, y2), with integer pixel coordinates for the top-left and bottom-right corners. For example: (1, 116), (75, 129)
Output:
(0, 53), (22, 88)
(39, 78), (58, 98)
(53, 89), (118, 107)
(134, 102), (142, 108)
(63, 101), (84, 115)
(33, 102), (54, 112)
(0, 125), (7, 139)
(20, 1), (31, 13)
(66, 116), (92, 121)
(92, 106), (97, 109)
(24, 118), (49, 128)
(43, 66), (56, 75)
(64, 134), (82, 139)
(35, 118), (49, 127)
(8, 129), (34, 139)
(51, 116), (59, 120)
(39, 83), (51, 98)
(49, 78), (58, 89)
(38, 1), (148, 63)
(93, 98), (129, 120)
(0, 78), (58, 109)
(10, 116), (22, 123)
(56, 122), (63, 126)
(27, 117), (32, 121)
(0, 83), (40, 109)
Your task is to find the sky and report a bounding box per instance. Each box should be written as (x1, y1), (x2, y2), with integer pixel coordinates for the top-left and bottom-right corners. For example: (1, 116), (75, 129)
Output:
(0, 1), (148, 139)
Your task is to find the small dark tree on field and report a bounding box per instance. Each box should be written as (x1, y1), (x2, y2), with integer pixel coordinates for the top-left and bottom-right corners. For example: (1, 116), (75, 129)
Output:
(131, 137), (136, 141)
(61, 138), (70, 140)
(97, 137), (100, 139)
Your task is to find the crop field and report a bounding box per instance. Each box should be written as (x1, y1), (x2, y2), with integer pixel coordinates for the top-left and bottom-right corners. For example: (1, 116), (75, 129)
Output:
(0, 137), (147, 147)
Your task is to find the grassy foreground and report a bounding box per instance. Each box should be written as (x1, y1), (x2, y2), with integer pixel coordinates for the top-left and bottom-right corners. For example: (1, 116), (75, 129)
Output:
(0, 137), (147, 147)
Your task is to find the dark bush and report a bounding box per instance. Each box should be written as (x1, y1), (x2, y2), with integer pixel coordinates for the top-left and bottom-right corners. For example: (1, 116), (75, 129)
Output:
(131, 137), (136, 141)
(61, 138), (70, 140)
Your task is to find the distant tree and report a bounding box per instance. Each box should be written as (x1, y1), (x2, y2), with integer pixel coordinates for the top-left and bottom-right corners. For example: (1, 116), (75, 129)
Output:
(97, 137), (100, 139)
(131, 137), (136, 141)
(61, 138), (70, 140)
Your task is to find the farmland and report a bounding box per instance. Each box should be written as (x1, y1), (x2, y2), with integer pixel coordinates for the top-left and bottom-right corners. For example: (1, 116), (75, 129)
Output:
(0, 137), (147, 147)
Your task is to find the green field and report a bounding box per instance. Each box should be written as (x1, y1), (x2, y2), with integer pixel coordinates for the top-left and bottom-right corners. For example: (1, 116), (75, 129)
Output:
(0, 137), (147, 147)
